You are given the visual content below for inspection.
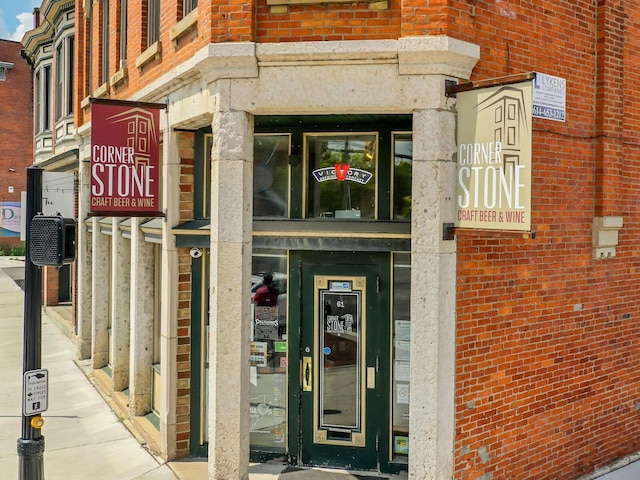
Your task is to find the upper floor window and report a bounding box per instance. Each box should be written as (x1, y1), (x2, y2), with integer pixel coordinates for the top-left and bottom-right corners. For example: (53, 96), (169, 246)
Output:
(42, 65), (51, 132)
(118, 0), (127, 68)
(101, 0), (110, 84)
(183, 0), (197, 15)
(147, 0), (160, 47)
(55, 43), (64, 120)
(67, 36), (75, 115)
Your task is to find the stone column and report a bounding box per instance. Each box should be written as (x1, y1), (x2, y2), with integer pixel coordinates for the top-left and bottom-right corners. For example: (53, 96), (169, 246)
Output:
(76, 156), (93, 359)
(91, 217), (110, 369)
(110, 218), (131, 392)
(160, 126), (180, 460)
(409, 108), (457, 480)
(208, 110), (252, 480)
(129, 217), (155, 416)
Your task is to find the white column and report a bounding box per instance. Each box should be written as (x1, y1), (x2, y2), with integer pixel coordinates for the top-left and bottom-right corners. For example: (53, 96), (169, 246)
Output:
(409, 108), (457, 480)
(160, 126), (180, 460)
(110, 219), (131, 391)
(208, 110), (253, 480)
(76, 157), (93, 359)
(91, 217), (110, 369)
(129, 217), (155, 416)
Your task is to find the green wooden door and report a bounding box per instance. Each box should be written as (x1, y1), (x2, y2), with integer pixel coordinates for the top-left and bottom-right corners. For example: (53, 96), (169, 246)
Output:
(291, 252), (390, 470)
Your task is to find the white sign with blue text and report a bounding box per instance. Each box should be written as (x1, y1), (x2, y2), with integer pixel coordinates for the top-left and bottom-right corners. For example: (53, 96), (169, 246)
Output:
(532, 72), (566, 122)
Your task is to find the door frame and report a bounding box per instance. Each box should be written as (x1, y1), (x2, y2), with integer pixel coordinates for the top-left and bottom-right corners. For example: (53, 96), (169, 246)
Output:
(288, 251), (391, 471)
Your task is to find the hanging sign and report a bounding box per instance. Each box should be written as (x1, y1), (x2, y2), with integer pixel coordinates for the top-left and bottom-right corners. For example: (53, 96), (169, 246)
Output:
(456, 81), (533, 231)
(90, 99), (165, 217)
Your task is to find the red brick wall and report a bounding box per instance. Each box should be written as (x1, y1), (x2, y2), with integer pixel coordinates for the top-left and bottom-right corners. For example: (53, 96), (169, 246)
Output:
(455, 2), (640, 479)
(0, 40), (32, 246)
(175, 132), (195, 458)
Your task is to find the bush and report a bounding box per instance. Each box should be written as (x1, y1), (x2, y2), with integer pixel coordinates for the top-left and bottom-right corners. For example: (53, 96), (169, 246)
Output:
(0, 242), (25, 256)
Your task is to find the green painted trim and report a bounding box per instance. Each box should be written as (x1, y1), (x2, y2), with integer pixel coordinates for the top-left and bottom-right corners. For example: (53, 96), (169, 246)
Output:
(189, 255), (208, 457)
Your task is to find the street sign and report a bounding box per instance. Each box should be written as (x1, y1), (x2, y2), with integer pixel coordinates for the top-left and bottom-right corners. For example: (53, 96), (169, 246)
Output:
(23, 369), (48, 416)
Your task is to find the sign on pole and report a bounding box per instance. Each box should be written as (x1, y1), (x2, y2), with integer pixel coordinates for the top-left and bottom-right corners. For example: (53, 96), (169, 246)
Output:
(90, 98), (166, 217)
(23, 369), (48, 416)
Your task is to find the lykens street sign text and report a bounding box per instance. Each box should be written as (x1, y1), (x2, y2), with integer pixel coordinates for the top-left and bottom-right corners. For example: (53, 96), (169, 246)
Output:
(89, 98), (166, 217)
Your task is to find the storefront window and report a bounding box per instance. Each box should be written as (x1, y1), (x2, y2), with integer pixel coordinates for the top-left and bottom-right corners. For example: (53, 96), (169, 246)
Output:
(393, 134), (412, 220)
(391, 253), (410, 462)
(306, 134), (377, 219)
(254, 135), (290, 218)
(250, 251), (288, 452)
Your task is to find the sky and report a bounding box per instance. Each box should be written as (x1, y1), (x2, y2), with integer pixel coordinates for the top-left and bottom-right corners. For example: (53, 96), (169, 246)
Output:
(0, 1), (41, 42)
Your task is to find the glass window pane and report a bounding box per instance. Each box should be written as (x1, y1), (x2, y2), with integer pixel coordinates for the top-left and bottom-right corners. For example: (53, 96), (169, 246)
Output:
(253, 135), (290, 218)
(392, 253), (410, 462)
(306, 134), (377, 220)
(250, 251), (288, 451)
(393, 134), (412, 220)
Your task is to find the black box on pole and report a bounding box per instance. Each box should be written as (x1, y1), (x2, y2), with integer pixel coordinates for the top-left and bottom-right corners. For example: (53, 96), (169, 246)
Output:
(29, 215), (76, 267)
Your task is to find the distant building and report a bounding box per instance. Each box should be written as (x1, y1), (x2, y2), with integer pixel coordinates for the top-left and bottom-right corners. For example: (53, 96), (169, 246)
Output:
(22, 2), (77, 307)
(0, 39), (32, 248)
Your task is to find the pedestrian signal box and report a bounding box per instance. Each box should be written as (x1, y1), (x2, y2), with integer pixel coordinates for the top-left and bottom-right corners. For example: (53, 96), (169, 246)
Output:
(29, 215), (76, 267)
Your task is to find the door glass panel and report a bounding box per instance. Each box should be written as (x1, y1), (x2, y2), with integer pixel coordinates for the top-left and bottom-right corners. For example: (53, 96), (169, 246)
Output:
(391, 253), (410, 461)
(314, 276), (366, 447)
(393, 134), (412, 220)
(254, 134), (290, 218)
(249, 251), (288, 452)
(320, 288), (361, 432)
(306, 134), (377, 219)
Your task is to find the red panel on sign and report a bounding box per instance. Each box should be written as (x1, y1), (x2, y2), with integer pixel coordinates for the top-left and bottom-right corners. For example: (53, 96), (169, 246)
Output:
(90, 101), (163, 216)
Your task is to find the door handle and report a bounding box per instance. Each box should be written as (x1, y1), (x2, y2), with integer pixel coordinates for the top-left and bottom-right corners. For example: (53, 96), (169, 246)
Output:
(302, 356), (312, 391)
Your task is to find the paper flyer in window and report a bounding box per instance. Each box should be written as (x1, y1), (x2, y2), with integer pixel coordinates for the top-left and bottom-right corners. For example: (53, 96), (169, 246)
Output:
(250, 342), (268, 367)
(394, 320), (411, 340)
(394, 340), (410, 361)
(394, 360), (410, 382)
(396, 383), (410, 405)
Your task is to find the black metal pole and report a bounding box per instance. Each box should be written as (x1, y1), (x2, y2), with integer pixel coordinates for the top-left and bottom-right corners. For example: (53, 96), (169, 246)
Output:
(18, 165), (44, 479)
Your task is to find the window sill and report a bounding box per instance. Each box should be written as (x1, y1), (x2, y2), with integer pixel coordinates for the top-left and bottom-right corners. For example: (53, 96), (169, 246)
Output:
(110, 67), (128, 89)
(169, 7), (198, 44)
(92, 81), (110, 98)
(135, 41), (162, 70)
(267, 0), (387, 12)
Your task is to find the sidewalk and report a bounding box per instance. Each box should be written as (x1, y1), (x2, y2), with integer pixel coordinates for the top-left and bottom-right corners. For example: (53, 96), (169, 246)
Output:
(0, 257), (178, 480)
(4, 256), (640, 480)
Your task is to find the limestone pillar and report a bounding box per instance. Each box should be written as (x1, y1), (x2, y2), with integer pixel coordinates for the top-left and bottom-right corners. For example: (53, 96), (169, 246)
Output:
(409, 108), (457, 480)
(110, 219), (131, 391)
(76, 157), (93, 359)
(129, 217), (155, 416)
(208, 110), (253, 480)
(91, 217), (110, 369)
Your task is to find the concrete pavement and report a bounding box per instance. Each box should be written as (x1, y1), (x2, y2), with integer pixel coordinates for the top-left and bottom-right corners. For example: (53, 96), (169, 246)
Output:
(0, 257), (178, 479)
(2, 255), (640, 480)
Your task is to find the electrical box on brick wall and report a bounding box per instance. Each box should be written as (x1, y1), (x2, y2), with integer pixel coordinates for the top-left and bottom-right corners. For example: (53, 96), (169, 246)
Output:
(29, 214), (76, 267)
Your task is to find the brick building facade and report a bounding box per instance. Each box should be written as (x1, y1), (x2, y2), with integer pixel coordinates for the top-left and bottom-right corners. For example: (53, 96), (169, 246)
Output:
(0, 40), (32, 246)
(50, 1), (640, 479)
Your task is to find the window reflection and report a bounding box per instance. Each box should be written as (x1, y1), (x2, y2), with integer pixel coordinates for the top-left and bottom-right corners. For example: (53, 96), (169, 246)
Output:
(249, 251), (288, 451)
(393, 134), (412, 220)
(392, 253), (410, 461)
(306, 134), (377, 220)
(254, 135), (290, 218)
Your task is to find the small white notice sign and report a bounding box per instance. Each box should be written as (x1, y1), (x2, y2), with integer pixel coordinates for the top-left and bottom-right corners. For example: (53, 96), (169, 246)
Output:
(533, 72), (566, 122)
(23, 369), (48, 415)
